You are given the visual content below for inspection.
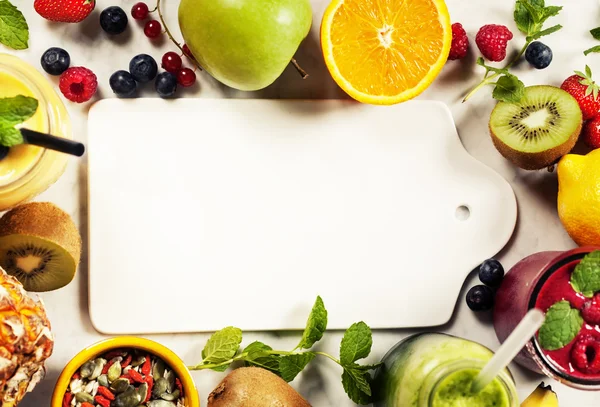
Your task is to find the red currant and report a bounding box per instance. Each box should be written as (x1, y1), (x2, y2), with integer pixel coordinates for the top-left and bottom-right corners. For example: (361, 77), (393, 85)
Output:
(131, 2), (149, 20)
(182, 44), (195, 60)
(177, 68), (196, 87)
(162, 52), (182, 73)
(144, 20), (162, 38)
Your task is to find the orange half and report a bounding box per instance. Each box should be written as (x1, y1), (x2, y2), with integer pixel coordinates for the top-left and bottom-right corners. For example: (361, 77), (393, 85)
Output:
(321, 0), (452, 105)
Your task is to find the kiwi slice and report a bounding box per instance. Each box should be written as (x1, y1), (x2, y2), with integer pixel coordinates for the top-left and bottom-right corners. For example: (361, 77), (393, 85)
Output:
(489, 85), (583, 170)
(0, 202), (81, 292)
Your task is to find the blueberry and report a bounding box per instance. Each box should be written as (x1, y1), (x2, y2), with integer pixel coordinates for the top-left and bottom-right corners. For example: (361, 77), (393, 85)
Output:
(100, 6), (128, 35)
(479, 259), (505, 287)
(155, 72), (178, 98)
(525, 41), (553, 70)
(0, 146), (9, 161)
(40, 47), (70, 76)
(129, 54), (158, 83)
(466, 285), (495, 311)
(110, 70), (137, 97)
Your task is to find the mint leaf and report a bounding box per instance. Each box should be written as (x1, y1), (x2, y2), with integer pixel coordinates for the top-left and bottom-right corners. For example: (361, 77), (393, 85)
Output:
(243, 341), (281, 373)
(492, 75), (525, 103)
(591, 27), (600, 41)
(297, 296), (328, 350)
(0, 1), (28, 50)
(538, 301), (583, 350)
(340, 322), (373, 365)
(476, 58), (510, 76)
(344, 365), (372, 396)
(515, 0), (544, 35)
(342, 369), (372, 405)
(0, 123), (22, 147)
(585, 46), (600, 56)
(571, 251), (600, 297)
(539, 5), (562, 24)
(0, 96), (38, 126)
(527, 24), (562, 41)
(279, 353), (315, 382)
(201, 326), (242, 369)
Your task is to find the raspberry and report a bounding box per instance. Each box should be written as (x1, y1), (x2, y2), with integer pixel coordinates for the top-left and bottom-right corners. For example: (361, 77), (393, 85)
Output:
(449, 23), (469, 60)
(475, 24), (513, 62)
(571, 335), (600, 374)
(59, 67), (97, 103)
(582, 294), (600, 325)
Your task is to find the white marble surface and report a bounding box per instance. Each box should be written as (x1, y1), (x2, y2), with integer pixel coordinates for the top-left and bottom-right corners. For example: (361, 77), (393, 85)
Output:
(3, 0), (600, 405)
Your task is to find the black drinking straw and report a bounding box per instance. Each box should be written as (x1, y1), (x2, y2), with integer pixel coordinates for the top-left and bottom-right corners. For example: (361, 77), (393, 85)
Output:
(20, 128), (85, 157)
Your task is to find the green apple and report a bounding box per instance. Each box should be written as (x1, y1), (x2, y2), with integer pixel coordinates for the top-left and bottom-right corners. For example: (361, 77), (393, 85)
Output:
(178, 0), (312, 91)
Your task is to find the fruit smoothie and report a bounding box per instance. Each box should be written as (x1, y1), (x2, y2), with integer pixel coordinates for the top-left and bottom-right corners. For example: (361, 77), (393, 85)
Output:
(0, 54), (71, 210)
(494, 247), (600, 390)
(373, 333), (518, 407)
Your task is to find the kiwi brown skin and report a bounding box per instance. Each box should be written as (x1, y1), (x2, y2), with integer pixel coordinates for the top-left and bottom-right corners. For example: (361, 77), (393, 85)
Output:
(207, 367), (311, 407)
(490, 120), (581, 170)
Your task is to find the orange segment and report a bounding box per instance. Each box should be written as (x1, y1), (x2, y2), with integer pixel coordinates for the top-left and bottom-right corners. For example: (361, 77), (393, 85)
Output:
(321, 0), (452, 105)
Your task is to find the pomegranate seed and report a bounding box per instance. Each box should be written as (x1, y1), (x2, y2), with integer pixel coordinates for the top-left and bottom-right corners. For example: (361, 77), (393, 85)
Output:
(131, 2), (149, 20)
(144, 20), (162, 38)
(162, 52), (182, 73)
(177, 68), (196, 87)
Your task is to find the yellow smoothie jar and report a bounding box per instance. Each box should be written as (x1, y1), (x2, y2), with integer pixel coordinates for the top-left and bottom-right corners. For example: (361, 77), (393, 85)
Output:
(0, 53), (72, 211)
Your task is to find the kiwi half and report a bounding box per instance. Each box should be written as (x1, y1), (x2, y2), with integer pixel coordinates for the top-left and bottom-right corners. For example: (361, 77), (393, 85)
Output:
(0, 202), (81, 292)
(489, 85), (583, 170)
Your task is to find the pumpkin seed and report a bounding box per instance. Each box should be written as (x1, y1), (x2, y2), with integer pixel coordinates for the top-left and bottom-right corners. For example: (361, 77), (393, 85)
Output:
(148, 401), (176, 407)
(69, 378), (83, 394)
(138, 382), (149, 401)
(110, 378), (130, 393)
(97, 374), (109, 388)
(75, 391), (94, 403)
(152, 377), (168, 398)
(113, 387), (143, 407)
(132, 355), (146, 367)
(153, 359), (166, 379)
(161, 389), (180, 401)
(165, 370), (175, 393)
(90, 358), (107, 380)
(79, 360), (95, 379)
(108, 359), (123, 382)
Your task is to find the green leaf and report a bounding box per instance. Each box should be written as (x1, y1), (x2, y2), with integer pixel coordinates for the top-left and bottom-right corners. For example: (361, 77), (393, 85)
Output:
(538, 301), (583, 351)
(584, 46), (600, 56)
(278, 352), (315, 382)
(514, 0), (543, 35)
(492, 75), (525, 103)
(340, 322), (373, 365)
(297, 296), (328, 350)
(0, 96), (38, 126)
(242, 341), (281, 373)
(591, 27), (600, 41)
(476, 58), (510, 76)
(0, 1), (28, 50)
(527, 24), (562, 41)
(344, 365), (372, 396)
(540, 5), (562, 24)
(201, 326), (242, 366)
(571, 251), (600, 297)
(341, 369), (372, 405)
(0, 123), (23, 147)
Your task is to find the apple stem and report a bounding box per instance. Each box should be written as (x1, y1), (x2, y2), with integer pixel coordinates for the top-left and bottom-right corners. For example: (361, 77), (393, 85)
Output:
(291, 58), (309, 79)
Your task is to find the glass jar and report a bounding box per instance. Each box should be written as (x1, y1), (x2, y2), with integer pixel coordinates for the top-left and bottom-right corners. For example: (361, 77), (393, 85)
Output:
(0, 53), (72, 211)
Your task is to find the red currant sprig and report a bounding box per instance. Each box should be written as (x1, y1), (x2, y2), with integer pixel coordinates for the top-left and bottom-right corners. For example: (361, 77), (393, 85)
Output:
(131, 2), (149, 20)
(144, 20), (162, 38)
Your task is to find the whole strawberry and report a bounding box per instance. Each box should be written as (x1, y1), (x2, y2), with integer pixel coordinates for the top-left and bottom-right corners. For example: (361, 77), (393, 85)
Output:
(475, 24), (513, 62)
(561, 66), (600, 121)
(448, 23), (469, 61)
(582, 117), (600, 150)
(34, 0), (95, 23)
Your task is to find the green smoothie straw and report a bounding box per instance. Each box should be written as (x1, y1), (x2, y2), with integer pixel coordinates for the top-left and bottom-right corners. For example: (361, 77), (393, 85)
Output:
(20, 128), (85, 157)
(471, 309), (545, 393)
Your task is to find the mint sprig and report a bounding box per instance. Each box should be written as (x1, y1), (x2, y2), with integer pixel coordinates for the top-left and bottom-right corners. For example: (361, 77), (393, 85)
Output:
(538, 300), (583, 350)
(571, 250), (600, 297)
(584, 28), (600, 56)
(463, 0), (562, 103)
(0, 96), (38, 147)
(0, 0), (28, 50)
(189, 296), (380, 405)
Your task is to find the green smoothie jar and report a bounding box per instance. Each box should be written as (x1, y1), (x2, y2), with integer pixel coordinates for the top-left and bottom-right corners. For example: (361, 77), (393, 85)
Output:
(373, 333), (519, 407)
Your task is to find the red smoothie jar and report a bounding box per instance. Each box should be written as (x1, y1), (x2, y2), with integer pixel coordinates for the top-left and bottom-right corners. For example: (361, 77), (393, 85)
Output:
(494, 247), (600, 390)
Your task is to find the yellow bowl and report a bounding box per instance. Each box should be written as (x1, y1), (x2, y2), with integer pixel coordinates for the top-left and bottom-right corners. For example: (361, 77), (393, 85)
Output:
(51, 336), (200, 407)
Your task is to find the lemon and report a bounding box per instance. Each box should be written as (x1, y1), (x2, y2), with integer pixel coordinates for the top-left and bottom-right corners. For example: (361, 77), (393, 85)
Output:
(558, 149), (600, 246)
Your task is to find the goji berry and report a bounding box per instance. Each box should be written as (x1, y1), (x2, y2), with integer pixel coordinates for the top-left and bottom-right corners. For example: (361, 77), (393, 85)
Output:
(97, 386), (115, 401)
(175, 378), (183, 395)
(141, 355), (151, 376)
(144, 376), (154, 403)
(120, 374), (133, 383)
(72, 372), (81, 380)
(95, 395), (111, 407)
(128, 368), (145, 383)
(104, 350), (125, 359)
(62, 392), (73, 407)
(81, 403), (94, 407)
(121, 354), (132, 368)
(101, 359), (114, 375)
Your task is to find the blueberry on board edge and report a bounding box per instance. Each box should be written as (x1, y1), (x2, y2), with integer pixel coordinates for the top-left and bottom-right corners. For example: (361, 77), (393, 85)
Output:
(129, 54), (158, 83)
(525, 41), (553, 70)
(110, 70), (137, 97)
(466, 285), (495, 311)
(100, 6), (128, 35)
(155, 72), (178, 98)
(0, 146), (9, 161)
(40, 47), (70, 76)
(479, 259), (505, 287)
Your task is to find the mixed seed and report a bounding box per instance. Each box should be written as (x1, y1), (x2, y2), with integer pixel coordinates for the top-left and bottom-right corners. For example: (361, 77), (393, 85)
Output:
(63, 349), (185, 407)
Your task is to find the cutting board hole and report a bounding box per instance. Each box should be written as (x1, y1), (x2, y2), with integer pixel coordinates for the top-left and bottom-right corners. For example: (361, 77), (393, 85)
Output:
(455, 205), (471, 221)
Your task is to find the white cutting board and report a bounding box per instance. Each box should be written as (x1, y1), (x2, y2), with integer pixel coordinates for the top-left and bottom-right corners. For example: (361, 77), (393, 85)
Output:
(87, 99), (517, 334)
